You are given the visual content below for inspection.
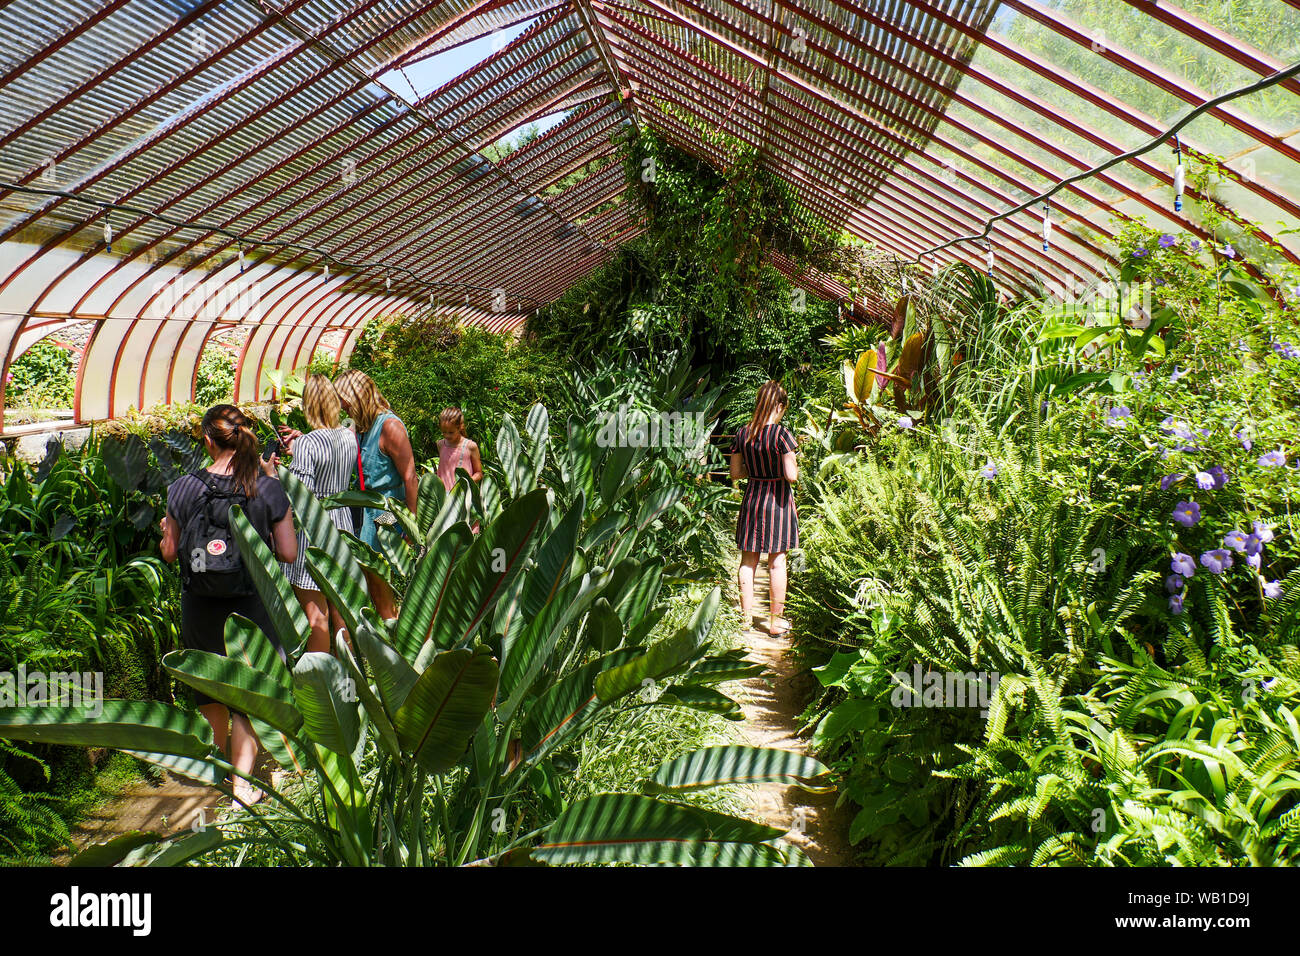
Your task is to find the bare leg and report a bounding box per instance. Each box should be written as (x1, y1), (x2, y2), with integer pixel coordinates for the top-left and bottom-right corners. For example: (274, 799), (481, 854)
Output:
(294, 585), (331, 655)
(768, 551), (790, 635)
(328, 605), (351, 654)
(363, 568), (398, 621)
(229, 712), (263, 806)
(738, 550), (760, 627)
(199, 703), (230, 758)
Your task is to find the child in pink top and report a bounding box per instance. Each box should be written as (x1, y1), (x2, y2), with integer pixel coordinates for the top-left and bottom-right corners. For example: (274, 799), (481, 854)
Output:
(436, 407), (483, 492)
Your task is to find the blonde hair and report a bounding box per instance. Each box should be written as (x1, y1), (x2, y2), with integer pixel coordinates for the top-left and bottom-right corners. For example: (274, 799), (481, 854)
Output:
(334, 369), (391, 434)
(439, 407), (467, 438)
(745, 380), (788, 441)
(301, 374), (341, 430)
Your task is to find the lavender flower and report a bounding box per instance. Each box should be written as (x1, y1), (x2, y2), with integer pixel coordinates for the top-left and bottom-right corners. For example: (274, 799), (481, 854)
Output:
(1158, 234), (1176, 248)
(1196, 471), (1216, 490)
(1169, 594), (1185, 614)
(1160, 473), (1184, 491)
(1221, 244), (1236, 259)
(979, 461), (998, 480)
(1252, 520), (1275, 543)
(1262, 579), (1283, 600)
(1189, 239), (1202, 252)
(1170, 552), (1196, 577)
(1235, 429), (1253, 451)
(897, 416), (914, 429)
(1165, 574), (1185, 593)
(1223, 530), (1248, 552)
(1169, 367), (1190, 383)
(1133, 248), (1149, 258)
(1246, 552), (1262, 570)
(1207, 466), (1228, 489)
(1107, 406), (1132, 427)
(1243, 533), (1264, 557)
(1173, 501), (1201, 527)
(1272, 341), (1300, 360)
(1259, 450), (1287, 467)
(1200, 549), (1234, 574)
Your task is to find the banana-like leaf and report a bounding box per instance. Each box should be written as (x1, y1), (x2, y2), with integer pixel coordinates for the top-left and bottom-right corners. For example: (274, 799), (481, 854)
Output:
(224, 614), (290, 691)
(424, 488), (550, 651)
(655, 685), (743, 720)
(496, 413), (525, 497)
(101, 433), (149, 493)
(607, 555), (663, 628)
(479, 472), (501, 521)
(520, 648), (641, 763)
(645, 745), (832, 793)
(500, 491), (584, 652)
(231, 505), (310, 657)
(598, 443), (644, 510)
(393, 646), (498, 774)
(278, 467), (367, 596)
(594, 586), (719, 701)
(533, 793), (787, 866)
(523, 403), (549, 488)
(292, 652), (360, 756)
(135, 827), (224, 867)
(392, 521), (474, 661)
(636, 484), (684, 533)
(250, 716), (310, 775)
(69, 830), (162, 867)
(122, 749), (224, 786)
(585, 597), (624, 653)
(425, 476), (470, 546)
(0, 701), (213, 758)
(417, 468), (446, 537)
(335, 630), (401, 758)
(565, 414), (598, 504)
(163, 649), (303, 737)
(678, 656), (767, 685)
(354, 617), (419, 719)
(304, 546), (371, 637)
(499, 573), (598, 713)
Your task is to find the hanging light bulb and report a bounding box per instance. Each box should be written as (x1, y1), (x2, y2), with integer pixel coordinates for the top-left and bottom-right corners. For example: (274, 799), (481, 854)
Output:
(1042, 200), (1052, 252)
(985, 241), (995, 278)
(238, 245), (246, 273)
(104, 217), (113, 253)
(930, 255), (939, 278)
(323, 262), (330, 281)
(385, 273), (392, 293)
(1173, 134), (1185, 212)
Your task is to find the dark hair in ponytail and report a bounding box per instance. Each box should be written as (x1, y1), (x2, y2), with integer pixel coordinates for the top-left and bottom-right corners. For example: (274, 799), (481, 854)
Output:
(202, 404), (261, 498)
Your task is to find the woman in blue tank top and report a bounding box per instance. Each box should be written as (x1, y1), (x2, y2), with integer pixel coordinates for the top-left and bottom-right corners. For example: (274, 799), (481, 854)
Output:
(335, 370), (417, 620)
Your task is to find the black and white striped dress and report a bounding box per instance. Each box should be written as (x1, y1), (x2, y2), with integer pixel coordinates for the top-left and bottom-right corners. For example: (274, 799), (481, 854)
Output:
(732, 423), (798, 553)
(280, 426), (357, 591)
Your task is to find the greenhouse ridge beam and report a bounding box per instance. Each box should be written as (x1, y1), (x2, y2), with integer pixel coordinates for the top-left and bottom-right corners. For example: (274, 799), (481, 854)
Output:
(2, 0), (1300, 431)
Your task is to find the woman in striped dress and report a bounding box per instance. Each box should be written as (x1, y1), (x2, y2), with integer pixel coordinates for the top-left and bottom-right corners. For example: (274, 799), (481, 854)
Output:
(276, 375), (358, 654)
(730, 381), (799, 636)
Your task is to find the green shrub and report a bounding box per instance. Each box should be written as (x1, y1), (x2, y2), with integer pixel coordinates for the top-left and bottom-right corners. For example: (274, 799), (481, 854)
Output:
(7, 339), (75, 408)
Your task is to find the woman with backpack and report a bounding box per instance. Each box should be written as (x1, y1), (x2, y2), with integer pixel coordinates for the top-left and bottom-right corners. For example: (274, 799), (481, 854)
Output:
(159, 404), (297, 808)
(334, 369), (416, 621)
(275, 375), (358, 654)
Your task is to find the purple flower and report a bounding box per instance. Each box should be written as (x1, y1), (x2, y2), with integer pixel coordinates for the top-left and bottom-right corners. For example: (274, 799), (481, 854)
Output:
(1272, 341), (1300, 360)
(1133, 248), (1149, 258)
(1165, 574), (1185, 593)
(1200, 549), (1234, 574)
(1221, 245), (1236, 259)
(1107, 406), (1132, 427)
(1160, 473), (1184, 491)
(979, 461), (998, 480)
(1189, 239), (1202, 252)
(1243, 533), (1264, 557)
(1207, 466), (1228, 489)
(1173, 501), (1201, 527)
(1153, 277), (1166, 287)
(1262, 579), (1283, 600)
(897, 416), (914, 429)
(1223, 530), (1248, 552)
(1259, 450), (1287, 467)
(1169, 594), (1185, 614)
(1252, 520), (1275, 543)
(1235, 429), (1253, 451)
(1196, 471), (1215, 490)
(1171, 552), (1196, 577)
(1246, 552), (1262, 570)
(1158, 234), (1176, 248)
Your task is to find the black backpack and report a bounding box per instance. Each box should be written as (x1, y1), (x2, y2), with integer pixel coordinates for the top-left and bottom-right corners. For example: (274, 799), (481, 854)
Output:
(178, 472), (264, 598)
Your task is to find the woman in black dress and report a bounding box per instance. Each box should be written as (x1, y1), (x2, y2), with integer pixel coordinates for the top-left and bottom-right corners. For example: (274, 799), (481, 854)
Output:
(730, 381), (799, 635)
(159, 405), (298, 807)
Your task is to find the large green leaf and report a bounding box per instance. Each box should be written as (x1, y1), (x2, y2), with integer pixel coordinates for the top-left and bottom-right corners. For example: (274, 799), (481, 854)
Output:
(522, 403), (549, 488)
(534, 793), (787, 866)
(594, 586), (719, 701)
(353, 617), (418, 718)
(499, 572), (598, 712)
(304, 546), (371, 638)
(69, 830), (162, 867)
(655, 685), (743, 720)
(416, 467), (446, 537)
(231, 505), (311, 657)
(499, 492), (584, 652)
(292, 652), (360, 756)
(122, 749), (224, 786)
(100, 433), (149, 493)
(278, 467), (367, 596)
(646, 745), (832, 793)
(565, 414), (598, 504)
(520, 648), (641, 763)
(393, 646), (498, 774)
(391, 521), (474, 661)
(336, 629), (401, 758)
(424, 489), (550, 650)
(496, 413), (525, 497)
(224, 614), (290, 691)
(163, 649), (303, 737)
(0, 701), (213, 757)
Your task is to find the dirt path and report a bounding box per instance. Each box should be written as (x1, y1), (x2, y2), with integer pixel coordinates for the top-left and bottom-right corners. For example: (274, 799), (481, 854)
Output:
(734, 566), (855, 866)
(59, 773), (222, 862)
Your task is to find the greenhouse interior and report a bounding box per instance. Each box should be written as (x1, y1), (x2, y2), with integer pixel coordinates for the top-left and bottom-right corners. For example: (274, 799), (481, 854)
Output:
(1, 0), (1299, 891)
